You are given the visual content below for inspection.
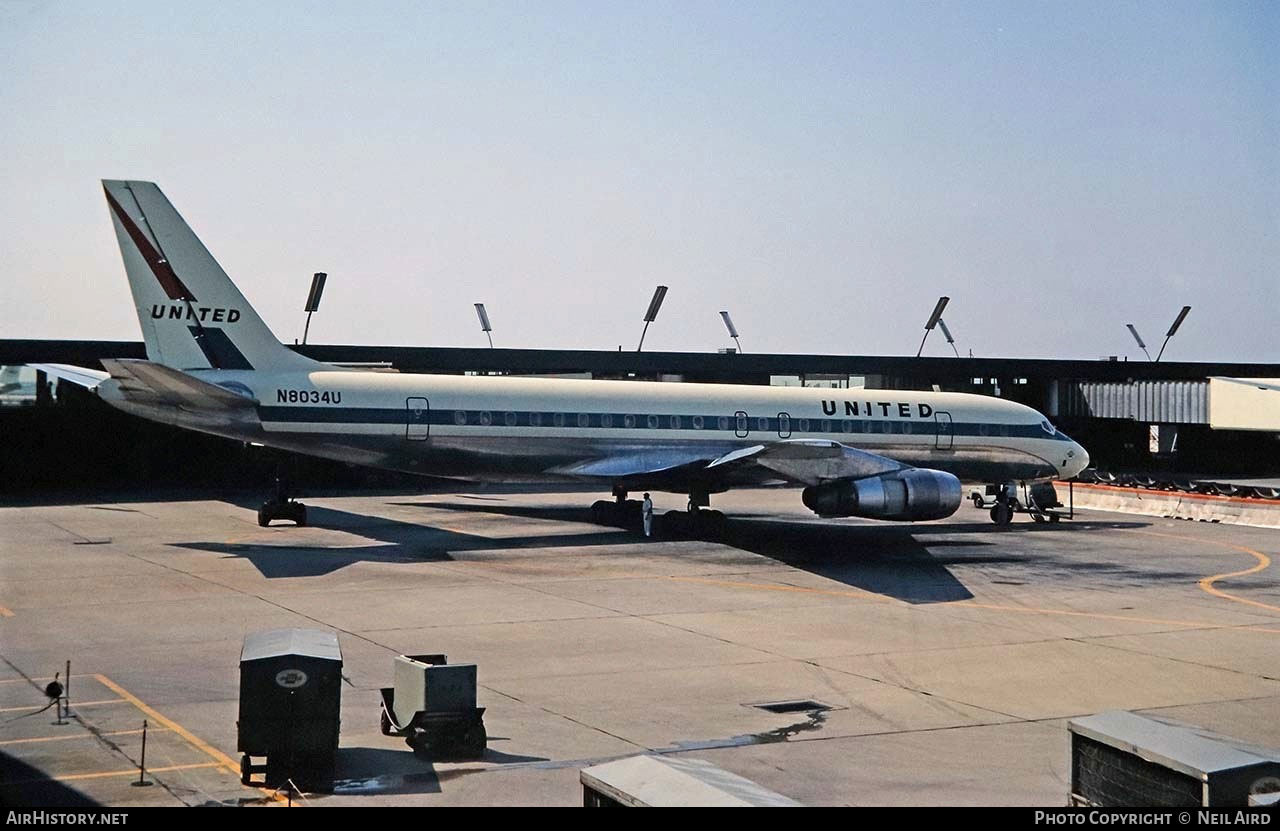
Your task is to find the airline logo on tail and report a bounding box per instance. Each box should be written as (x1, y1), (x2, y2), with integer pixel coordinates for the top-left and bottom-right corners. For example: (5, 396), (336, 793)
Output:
(149, 304), (242, 323)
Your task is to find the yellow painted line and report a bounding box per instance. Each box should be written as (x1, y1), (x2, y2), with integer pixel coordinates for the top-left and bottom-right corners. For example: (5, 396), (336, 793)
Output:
(53, 762), (220, 783)
(1128, 529), (1280, 615)
(0, 727), (172, 747)
(668, 575), (1264, 631)
(0, 698), (124, 714)
(93, 675), (238, 775)
(93, 674), (288, 804)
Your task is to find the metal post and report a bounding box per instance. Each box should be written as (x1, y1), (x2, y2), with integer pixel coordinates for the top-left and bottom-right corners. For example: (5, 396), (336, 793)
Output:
(133, 720), (152, 787)
(636, 320), (652, 352)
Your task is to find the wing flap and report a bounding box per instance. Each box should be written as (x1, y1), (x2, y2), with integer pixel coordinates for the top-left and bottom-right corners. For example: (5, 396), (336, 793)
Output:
(707, 439), (904, 486)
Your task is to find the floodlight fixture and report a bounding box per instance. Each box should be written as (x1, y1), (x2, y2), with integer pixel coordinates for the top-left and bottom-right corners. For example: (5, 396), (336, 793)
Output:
(1155, 306), (1191, 361)
(637, 285), (669, 351)
(474, 303), (493, 348)
(1126, 324), (1152, 361)
(937, 318), (960, 357)
(719, 310), (742, 353)
(916, 296), (950, 357)
(301, 272), (327, 345)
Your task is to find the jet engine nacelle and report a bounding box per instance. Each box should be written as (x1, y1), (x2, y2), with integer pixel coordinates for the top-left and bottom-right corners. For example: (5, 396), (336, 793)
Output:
(801, 469), (962, 521)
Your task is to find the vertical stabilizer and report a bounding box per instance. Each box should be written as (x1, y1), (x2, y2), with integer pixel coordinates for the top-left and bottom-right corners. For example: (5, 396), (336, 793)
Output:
(103, 180), (324, 372)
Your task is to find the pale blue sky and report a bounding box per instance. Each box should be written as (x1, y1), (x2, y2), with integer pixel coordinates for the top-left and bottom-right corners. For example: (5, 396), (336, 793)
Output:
(1, 1), (1275, 360)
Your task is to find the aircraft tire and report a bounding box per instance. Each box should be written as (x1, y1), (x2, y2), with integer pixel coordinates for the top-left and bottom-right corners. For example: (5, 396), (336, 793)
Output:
(257, 506), (271, 527)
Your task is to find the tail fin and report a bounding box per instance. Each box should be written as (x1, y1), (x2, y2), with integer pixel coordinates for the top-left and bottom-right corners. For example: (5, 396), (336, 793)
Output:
(103, 180), (324, 373)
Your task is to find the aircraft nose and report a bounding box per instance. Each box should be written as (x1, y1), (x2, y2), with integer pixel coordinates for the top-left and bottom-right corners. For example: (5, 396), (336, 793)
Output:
(1067, 441), (1090, 479)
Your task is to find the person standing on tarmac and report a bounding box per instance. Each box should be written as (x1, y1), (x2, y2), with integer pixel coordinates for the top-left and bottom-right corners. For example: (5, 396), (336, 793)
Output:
(642, 493), (654, 538)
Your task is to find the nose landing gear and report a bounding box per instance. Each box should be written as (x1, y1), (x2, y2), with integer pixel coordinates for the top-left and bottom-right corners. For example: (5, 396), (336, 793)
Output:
(971, 481), (1072, 525)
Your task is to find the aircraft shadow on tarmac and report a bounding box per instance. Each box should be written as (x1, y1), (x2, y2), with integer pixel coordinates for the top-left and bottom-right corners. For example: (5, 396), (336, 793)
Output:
(171, 500), (1154, 605)
(332, 744), (548, 798)
(396, 500), (1154, 605)
(170, 503), (640, 579)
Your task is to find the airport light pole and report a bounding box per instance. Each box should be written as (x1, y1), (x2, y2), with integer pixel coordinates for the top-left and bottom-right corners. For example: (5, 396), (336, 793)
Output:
(636, 286), (668, 351)
(915, 296), (949, 358)
(937, 318), (960, 357)
(719, 310), (743, 353)
(301, 272), (327, 345)
(474, 303), (494, 348)
(1126, 324), (1153, 361)
(1155, 306), (1191, 362)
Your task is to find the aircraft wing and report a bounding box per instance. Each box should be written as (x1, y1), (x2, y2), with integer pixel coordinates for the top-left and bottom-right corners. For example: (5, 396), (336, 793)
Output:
(706, 439), (905, 485)
(552, 439), (906, 490)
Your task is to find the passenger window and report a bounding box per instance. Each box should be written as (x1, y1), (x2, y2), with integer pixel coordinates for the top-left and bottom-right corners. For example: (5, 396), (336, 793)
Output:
(454, 411), (467, 425)
(505, 412), (517, 426)
(624, 414), (636, 428)
(671, 415), (681, 429)
(717, 416), (729, 431)
(578, 413), (590, 428)
(530, 412), (542, 427)
(819, 420), (829, 432)
(479, 411), (492, 426)
(692, 415), (704, 429)
(554, 413), (565, 427)
(601, 414), (613, 428)
(798, 419), (810, 432)
(758, 417), (768, 431)
(647, 415), (659, 429)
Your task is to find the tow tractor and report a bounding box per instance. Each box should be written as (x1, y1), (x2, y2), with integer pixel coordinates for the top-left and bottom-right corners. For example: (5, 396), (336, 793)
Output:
(971, 480), (1074, 525)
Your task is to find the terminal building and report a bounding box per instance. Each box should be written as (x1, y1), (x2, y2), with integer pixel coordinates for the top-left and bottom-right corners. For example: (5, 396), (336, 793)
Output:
(2, 338), (1278, 493)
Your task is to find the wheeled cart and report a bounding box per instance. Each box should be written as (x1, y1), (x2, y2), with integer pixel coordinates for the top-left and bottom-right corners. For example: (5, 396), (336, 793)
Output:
(379, 654), (486, 760)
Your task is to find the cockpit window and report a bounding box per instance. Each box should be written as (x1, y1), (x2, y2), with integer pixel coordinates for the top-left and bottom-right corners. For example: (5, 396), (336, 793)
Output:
(1041, 420), (1056, 435)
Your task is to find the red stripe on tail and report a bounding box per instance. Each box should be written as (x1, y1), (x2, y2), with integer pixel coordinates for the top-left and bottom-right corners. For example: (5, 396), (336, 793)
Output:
(104, 186), (198, 301)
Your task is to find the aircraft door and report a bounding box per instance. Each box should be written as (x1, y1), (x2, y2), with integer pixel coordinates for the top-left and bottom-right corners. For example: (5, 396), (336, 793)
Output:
(934, 411), (953, 450)
(778, 412), (791, 439)
(735, 410), (749, 438)
(406, 397), (430, 440)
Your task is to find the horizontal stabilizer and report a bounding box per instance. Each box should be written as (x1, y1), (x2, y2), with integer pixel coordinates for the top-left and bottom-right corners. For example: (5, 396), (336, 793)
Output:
(27, 363), (111, 388)
(99, 359), (258, 410)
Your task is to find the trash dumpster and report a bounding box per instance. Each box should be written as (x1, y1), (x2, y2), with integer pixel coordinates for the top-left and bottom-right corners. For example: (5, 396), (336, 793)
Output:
(238, 628), (342, 793)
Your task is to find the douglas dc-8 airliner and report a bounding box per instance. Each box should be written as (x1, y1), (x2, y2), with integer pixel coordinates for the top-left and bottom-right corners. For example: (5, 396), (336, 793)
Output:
(38, 181), (1087, 532)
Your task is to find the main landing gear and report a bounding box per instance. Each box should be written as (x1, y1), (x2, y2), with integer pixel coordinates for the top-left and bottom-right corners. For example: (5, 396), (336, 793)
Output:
(257, 472), (308, 527)
(590, 488), (727, 539)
